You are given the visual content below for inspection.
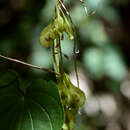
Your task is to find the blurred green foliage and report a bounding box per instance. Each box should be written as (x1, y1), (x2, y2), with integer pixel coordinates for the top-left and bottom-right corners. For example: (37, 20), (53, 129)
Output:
(0, 0), (130, 130)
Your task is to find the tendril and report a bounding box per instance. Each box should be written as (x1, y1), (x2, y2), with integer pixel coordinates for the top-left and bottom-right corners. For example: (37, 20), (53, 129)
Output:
(80, 0), (100, 16)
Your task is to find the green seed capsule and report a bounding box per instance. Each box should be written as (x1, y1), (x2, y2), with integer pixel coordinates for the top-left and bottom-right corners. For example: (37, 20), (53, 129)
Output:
(40, 4), (74, 48)
(40, 24), (56, 47)
(62, 13), (74, 40)
(58, 73), (86, 130)
(54, 5), (64, 36)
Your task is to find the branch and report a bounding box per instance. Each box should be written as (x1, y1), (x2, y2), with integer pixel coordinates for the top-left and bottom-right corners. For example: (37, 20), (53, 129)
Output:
(0, 54), (59, 75)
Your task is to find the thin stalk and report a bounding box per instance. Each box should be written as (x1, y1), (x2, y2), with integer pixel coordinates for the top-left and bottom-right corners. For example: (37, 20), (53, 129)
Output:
(57, 0), (79, 87)
(52, 41), (60, 75)
(0, 54), (59, 75)
(57, 36), (64, 75)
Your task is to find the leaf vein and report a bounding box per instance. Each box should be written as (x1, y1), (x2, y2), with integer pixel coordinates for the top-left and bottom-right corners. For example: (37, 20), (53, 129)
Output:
(27, 108), (34, 130)
(30, 99), (53, 130)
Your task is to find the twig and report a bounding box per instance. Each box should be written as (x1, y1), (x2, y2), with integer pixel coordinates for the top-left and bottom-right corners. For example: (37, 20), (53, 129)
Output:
(0, 54), (59, 75)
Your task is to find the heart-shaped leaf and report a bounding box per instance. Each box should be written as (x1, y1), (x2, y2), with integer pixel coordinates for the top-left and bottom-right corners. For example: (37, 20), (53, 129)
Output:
(0, 70), (64, 130)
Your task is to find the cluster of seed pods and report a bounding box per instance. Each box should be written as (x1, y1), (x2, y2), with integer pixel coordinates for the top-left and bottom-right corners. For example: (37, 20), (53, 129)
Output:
(39, 2), (86, 130)
(40, 3), (73, 48)
(58, 73), (86, 130)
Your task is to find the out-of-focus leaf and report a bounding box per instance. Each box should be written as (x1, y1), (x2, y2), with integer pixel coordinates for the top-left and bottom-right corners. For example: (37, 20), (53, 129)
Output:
(83, 45), (126, 80)
(101, 7), (121, 24)
(71, 6), (87, 25)
(0, 40), (14, 55)
(80, 20), (109, 46)
(83, 47), (104, 79)
(104, 45), (126, 81)
(0, 70), (17, 87)
(40, 0), (55, 22)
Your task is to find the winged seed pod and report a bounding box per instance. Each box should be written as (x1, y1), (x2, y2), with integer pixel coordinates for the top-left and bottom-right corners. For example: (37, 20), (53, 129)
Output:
(54, 4), (64, 37)
(58, 73), (86, 130)
(40, 5), (74, 47)
(62, 12), (74, 40)
(40, 24), (56, 47)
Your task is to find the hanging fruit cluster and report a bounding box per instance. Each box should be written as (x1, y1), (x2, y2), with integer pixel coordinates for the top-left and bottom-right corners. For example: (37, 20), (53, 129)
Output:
(40, 2), (73, 47)
(40, 1), (86, 130)
(58, 73), (85, 130)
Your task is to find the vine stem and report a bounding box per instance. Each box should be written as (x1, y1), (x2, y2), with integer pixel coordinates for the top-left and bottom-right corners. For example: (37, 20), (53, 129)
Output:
(57, 0), (79, 87)
(52, 41), (60, 75)
(0, 54), (59, 75)
(58, 37), (64, 74)
(52, 2), (63, 78)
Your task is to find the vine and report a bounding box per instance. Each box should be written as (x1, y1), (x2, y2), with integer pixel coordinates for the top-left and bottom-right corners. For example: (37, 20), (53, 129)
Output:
(0, 0), (100, 130)
(40, 1), (86, 129)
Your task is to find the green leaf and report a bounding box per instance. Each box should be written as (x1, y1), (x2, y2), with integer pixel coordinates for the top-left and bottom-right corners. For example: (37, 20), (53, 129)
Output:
(0, 71), (64, 130)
